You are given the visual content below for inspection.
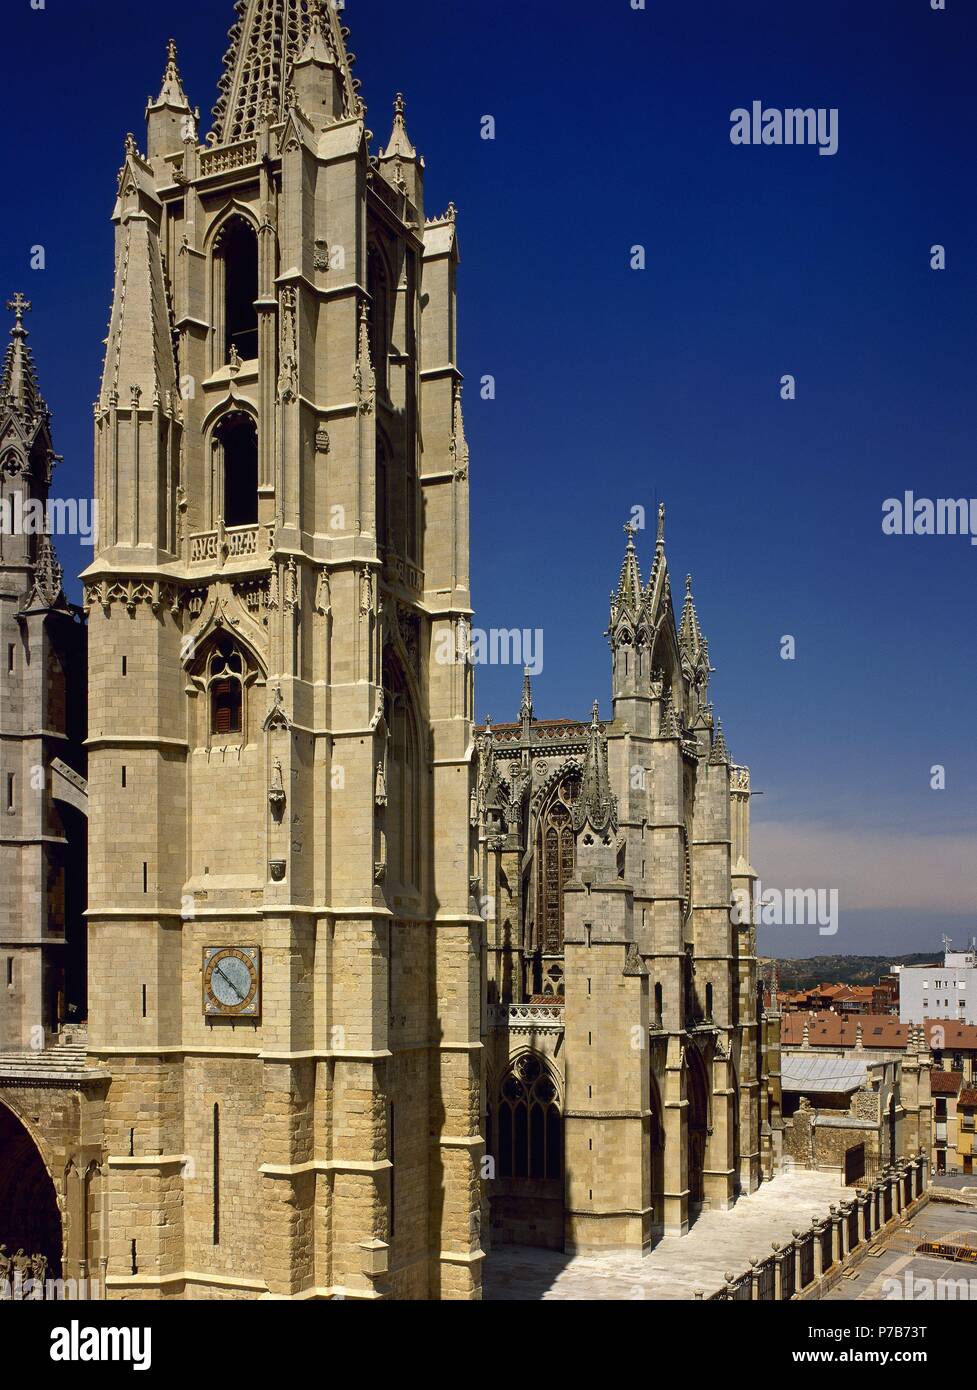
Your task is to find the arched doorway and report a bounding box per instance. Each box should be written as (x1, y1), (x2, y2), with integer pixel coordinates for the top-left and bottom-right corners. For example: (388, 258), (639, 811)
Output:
(488, 1053), (565, 1249)
(0, 1103), (62, 1277)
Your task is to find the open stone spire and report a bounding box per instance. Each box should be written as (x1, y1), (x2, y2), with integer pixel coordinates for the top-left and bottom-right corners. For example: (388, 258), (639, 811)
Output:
(211, 0), (360, 144)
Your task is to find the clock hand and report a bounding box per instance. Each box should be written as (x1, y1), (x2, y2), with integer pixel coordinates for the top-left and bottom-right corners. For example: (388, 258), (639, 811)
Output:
(214, 962), (246, 1002)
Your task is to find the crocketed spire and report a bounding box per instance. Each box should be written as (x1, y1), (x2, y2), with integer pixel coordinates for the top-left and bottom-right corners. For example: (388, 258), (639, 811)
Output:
(613, 519), (643, 616)
(211, 0), (360, 144)
(152, 39), (192, 112)
(573, 702), (617, 835)
(708, 718), (730, 766)
(0, 295), (46, 424)
(99, 143), (179, 412)
(644, 501), (673, 628)
(679, 574), (703, 655)
(26, 533), (66, 610)
(381, 93), (417, 160)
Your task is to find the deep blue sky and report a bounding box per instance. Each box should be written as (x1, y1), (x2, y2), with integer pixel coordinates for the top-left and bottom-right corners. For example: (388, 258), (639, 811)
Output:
(3, 0), (975, 957)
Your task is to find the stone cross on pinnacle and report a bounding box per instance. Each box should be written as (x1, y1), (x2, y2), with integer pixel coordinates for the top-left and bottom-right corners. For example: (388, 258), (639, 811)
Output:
(6, 294), (31, 328)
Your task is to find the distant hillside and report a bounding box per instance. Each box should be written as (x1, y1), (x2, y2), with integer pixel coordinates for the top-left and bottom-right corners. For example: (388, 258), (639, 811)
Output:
(765, 954), (934, 991)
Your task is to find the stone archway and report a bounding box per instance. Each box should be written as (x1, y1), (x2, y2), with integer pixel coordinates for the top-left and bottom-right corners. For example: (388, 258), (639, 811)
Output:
(0, 1101), (63, 1277)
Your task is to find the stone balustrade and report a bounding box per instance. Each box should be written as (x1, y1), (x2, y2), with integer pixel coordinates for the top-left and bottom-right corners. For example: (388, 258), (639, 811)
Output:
(700, 1153), (929, 1301)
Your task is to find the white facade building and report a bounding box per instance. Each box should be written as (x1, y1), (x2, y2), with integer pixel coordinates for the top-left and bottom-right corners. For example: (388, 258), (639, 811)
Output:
(899, 940), (977, 1025)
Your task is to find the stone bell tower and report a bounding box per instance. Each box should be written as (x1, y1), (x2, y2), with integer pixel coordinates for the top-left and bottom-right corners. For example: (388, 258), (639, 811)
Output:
(82, 0), (481, 1300)
(0, 296), (87, 1052)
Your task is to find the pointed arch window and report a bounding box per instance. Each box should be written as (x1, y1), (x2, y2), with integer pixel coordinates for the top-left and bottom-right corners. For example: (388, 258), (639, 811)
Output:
(382, 658), (421, 893)
(367, 244), (389, 398)
(496, 1054), (562, 1181)
(215, 215), (259, 364)
(215, 411), (258, 528)
(207, 639), (246, 738)
(535, 777), (578, 955)
(376, 439), (389, 553)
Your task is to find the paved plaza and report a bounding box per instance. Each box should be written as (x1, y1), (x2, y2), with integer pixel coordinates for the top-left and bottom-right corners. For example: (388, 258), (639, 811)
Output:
(484, 1169), (858, 1300)
(823, 1193), (977, 1302)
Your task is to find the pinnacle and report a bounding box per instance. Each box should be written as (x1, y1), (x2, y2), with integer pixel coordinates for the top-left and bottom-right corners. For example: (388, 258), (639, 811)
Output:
(381, 91), (418, 161)
(614, 519), (643, 613)
(152, 38), (191, 111)
(574, 700), (617, 835)
(709, 718), (730, 766)
(0, 294), (46, 423)
(679, 571), (703, 652)
(519, 668), (534, 724)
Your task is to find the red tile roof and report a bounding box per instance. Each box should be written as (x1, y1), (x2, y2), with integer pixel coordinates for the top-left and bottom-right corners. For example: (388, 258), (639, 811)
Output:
(780, 1012), (977, 1051)
(781, 1013), (908, 1048)
(930, 1070), (964, 1095)
(959, 1091), (977, 1108)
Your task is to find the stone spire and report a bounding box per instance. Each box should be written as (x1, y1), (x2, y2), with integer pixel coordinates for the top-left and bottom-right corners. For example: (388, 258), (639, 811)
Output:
(519, 667), (534, 726)
(679, 573), (703, 656)
(99, 137), (179, 412)
(611, 519), (643, 620)
(211, 0), (360, 144)
(378, 93), (424, 212)
(643, 501), (673, 628)
(147, 39), (196, 159)
(573, 702), (617, 835)
(154, 39), (191, 111)
(0, 295), (46, 425)
(708, 718), (730, 766)
(25, 533), (66, 610)
(382, 93), (417, 160)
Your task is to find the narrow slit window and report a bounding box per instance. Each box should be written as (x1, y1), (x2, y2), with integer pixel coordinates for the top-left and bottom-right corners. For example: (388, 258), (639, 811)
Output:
(388, 1102), (396, 1240)
(5, 773), (13, 812)
(213, 1104), (220, 1246)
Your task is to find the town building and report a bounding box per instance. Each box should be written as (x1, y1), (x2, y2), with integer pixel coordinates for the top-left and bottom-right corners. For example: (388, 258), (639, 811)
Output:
(899, 940), (977, 1025)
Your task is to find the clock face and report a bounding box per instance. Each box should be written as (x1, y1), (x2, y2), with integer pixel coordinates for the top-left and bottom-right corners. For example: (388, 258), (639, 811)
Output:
(203, 947), (260, 1018)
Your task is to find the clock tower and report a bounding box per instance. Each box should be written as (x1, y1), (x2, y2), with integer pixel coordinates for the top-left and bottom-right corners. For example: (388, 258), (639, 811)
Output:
(83, 0), (481, 1299)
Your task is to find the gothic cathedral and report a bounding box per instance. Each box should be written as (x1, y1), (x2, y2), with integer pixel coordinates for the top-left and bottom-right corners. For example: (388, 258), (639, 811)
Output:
(0, 0), (780, 1302)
